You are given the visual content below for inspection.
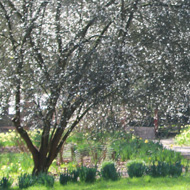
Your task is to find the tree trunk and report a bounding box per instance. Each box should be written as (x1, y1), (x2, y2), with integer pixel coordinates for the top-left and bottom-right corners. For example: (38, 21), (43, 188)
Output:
(59, 145), (64, 164)
(32, 143), (61, 175)
(32, 156), (51, 175)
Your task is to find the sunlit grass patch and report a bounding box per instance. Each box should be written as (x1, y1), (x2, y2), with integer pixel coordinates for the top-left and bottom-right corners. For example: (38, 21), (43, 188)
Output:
(0, 153), (33, 177)
(175, 125), (190, 146)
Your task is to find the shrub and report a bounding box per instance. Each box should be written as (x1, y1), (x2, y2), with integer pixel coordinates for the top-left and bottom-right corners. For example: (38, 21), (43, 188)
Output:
(60, 170), (79, 185)
(101, 161), (119, 181)
(169, 162), (182, 177)
(18, 173), (54, 189)
(77, 166), (97, 183)
(36, 173), (54, 187)
(0, 176), (13, 189)
(18, 173), (35, 189)
(146, 161), (170, 177)
(60, 172), (72, 185)
(127, 160), (146, 178)
(146, 161), (182, 177)
(71, 169), (80, 182)
(60, 166), (96, 184)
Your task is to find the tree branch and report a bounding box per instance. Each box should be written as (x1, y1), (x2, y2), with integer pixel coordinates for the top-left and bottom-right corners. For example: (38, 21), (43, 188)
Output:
(0, 2), (17, 51)
(122, 0), (139, 39)
(6, 0), (23, 20)
(12, 117), (39, 155)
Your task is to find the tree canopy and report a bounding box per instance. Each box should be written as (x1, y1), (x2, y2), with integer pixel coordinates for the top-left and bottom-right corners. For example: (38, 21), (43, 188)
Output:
(0, 0), (190, 174)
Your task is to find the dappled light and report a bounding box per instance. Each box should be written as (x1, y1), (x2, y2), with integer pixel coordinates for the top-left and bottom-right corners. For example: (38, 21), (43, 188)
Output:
(0, 0), (190, 188)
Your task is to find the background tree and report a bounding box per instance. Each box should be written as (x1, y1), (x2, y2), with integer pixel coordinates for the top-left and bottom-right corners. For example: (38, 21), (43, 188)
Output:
(120, 0), (190, 126)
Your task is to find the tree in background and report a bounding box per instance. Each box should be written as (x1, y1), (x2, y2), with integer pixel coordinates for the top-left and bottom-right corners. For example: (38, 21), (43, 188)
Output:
(0, 0), (189, 175)
(121, 0), (190, 126)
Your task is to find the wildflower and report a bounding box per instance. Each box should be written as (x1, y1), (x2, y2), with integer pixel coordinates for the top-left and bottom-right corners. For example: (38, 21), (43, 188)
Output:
(145, 139), (149, 143)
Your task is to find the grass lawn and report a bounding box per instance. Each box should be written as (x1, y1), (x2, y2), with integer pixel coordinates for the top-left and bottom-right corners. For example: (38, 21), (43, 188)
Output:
(11, 175), (190, 190)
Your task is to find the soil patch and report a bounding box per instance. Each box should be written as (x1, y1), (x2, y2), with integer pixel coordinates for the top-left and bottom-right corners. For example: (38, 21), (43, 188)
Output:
(0, 146), (21, 153)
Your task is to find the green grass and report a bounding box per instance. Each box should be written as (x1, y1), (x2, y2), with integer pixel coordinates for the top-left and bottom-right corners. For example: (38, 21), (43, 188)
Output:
(10, 175), (190, 190)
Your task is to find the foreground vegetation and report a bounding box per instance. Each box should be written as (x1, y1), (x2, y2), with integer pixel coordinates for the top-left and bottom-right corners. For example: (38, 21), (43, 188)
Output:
(7, 175), (190, 190)
(0, 129), (188, 175)
(1, 128), (190, 190)
(1, 128), (190, 189)
(175, 125), (190, 146)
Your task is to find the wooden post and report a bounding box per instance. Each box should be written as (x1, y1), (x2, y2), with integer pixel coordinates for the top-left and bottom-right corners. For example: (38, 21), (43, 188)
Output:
(154, 109), (158, 134)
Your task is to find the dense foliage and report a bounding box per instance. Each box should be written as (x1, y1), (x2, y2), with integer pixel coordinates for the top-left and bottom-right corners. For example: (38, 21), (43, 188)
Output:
(0, 0), (190, 174)
(101, 161), (119, 181)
